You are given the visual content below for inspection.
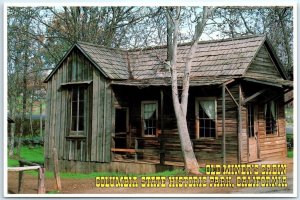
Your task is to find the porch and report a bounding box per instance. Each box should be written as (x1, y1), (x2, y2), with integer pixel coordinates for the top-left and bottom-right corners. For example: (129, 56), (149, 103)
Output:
(111, 127), (225, 166)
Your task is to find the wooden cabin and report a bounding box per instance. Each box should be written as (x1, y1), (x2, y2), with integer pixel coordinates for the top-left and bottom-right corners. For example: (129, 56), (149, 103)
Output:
(44, 35), (293, 173)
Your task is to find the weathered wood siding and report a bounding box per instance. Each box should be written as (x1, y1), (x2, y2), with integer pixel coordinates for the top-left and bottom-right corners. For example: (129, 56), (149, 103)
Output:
(240, 106), (248, 163)
(216, 85), (239, 163)
(239, 81), (287, 163)
(112, 85), (240, 164)
(45, 48), (113, 167)
(246, 44), (282, 79)
(258, 96), (287, 160)
(91, 69), (113, 162)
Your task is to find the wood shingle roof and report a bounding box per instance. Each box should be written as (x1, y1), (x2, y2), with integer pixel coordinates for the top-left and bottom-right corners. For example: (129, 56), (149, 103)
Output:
(77, 42), (130, 79)
(128, 35), (264, 79)
(45, 35), (291, 87)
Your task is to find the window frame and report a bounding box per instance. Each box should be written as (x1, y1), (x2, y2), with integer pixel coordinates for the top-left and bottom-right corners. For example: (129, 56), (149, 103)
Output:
(67, 85), (88, 137)
(70, 86), (85, 134)
(247, 104), (255, 138)
(195, 97), (217, 139)
(265, 101), (278, 136)
(141, 101), (158, 137)
(60, 81), (92, 138)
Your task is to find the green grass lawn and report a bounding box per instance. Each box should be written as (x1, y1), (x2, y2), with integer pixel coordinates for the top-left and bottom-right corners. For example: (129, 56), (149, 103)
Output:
(8, 145), (186, 179)
(8, 146), (44, 167)
(8, 144), (293, 179)
(287, 149), (293, 158)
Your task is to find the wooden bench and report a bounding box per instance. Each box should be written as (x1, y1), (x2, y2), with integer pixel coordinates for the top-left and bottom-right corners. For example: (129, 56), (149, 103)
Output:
(8, 160), (45, 194)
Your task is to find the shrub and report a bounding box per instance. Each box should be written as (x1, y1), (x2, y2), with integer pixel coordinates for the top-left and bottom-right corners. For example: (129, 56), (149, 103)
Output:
(14, 135), (44, 146)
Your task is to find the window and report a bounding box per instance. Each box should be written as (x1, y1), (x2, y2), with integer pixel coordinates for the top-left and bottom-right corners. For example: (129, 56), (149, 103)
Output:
(265, 101), (278, 135)
(247, 104), (255, 138)
(141, 101), (158, 137)
(70, 86), (85, 134)
(195, 98), (216, 138)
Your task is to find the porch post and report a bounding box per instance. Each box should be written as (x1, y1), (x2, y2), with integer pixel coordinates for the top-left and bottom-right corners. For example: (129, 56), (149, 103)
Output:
(222, 83), (226, 164)
(160, 89), (165, 165)
(238, 84), (242, 163)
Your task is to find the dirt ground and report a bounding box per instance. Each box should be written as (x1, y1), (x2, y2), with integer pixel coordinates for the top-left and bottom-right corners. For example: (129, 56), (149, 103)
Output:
(7, 158), (294, 195)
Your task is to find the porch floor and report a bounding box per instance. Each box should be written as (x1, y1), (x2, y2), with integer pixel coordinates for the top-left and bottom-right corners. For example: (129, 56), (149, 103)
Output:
(112, 158), (208, 168)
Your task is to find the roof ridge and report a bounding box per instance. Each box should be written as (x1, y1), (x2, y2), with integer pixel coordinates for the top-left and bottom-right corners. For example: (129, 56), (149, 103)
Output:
(127, 34), (266, 52)
(76, 34), (266, 53)
(76, 41), (127, 52)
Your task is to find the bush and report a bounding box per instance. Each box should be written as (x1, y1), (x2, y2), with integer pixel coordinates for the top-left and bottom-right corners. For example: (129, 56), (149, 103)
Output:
(286, 134), (293, 149)
(14, 135), (44, 146)
(13, 118), (45, 136)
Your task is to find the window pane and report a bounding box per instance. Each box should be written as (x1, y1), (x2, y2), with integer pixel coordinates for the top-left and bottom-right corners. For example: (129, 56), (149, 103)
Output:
(72, 87), (77, 101)
(265, 101), (277, 134)
(79, 101), (84, 116)
(71, 116), (77, 131)
(79, 87), (84, 100)
(72, 102), (77, 116)
(70, 86), (86, 134)
(78, 116), (84, 131)
(199, 100), (215, 120)
(248, 105), (254, 138)
(143, 103), (157, 136)
(199, 99), (216, 138)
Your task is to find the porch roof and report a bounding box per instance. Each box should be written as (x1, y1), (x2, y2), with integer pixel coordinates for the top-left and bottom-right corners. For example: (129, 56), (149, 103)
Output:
(242, 76), (293, 88)
(111, 75), (293, 88)
(110, 76), (237, 86)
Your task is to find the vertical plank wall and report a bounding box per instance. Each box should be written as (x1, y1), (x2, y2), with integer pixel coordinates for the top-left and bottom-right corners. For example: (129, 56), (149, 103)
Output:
(45, 48), (113, 167)
(91, 70), (113, 162)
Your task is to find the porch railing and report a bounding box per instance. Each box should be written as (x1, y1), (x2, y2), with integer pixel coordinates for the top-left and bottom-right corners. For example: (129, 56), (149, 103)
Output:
(111, 129), (186, 164)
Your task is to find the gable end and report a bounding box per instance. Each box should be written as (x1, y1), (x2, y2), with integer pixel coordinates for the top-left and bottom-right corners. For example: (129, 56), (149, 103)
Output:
(245, 42), (287, 80)
(44, 44), (109, 83)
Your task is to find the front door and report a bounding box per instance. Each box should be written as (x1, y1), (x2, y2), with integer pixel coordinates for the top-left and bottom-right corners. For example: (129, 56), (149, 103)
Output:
(247, 104), (259, 162)
(115, 107), (129, 148)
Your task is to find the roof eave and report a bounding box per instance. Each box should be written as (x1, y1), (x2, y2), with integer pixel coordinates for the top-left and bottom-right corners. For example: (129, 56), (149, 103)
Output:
(264, 38), (289, 80)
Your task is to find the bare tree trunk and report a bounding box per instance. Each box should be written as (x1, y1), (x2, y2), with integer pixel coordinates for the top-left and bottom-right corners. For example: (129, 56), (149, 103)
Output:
(166, 7), (215, 174)
(17, 49), (29, 157)
(9, 109), (15, 156)
(172, 99), (200, 174)
(29, 91), (34, 135)
(40, 102), (43, 137)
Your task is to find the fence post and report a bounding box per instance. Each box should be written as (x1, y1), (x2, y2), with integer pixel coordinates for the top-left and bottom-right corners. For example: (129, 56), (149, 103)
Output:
(38, 167), (46, 194)
(53, 148), (62, 190)
(159, 136), (165, 165)
(134, 139), (138, 162)
(18, 161), (24, 193)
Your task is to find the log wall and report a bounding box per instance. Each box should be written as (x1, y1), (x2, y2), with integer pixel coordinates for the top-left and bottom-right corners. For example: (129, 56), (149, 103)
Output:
(258, 96), (287, 160)
(112, 84), (240, 164)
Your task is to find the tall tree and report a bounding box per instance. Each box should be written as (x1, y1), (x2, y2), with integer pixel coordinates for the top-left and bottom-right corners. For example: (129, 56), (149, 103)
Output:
(166, 7), (215, 174)
(37, 7), (153, 66)
(8, 7), (47, 155)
